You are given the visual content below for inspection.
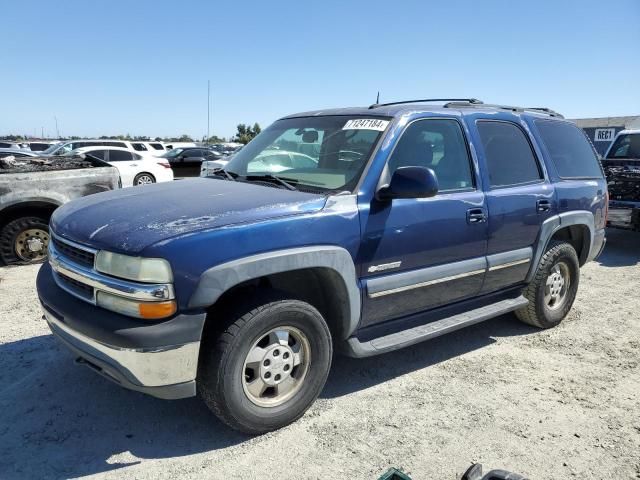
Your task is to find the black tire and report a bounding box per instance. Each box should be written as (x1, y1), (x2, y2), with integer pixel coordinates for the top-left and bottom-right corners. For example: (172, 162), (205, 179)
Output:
(0, 216), (50, 265)
(198, 291), (333, 434)
(133, 172), (156, 186)
(516, 241), (580, 328)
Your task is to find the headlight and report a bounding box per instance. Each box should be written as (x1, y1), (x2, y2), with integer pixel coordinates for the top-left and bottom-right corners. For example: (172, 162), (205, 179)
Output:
(95, 251), (173, 283)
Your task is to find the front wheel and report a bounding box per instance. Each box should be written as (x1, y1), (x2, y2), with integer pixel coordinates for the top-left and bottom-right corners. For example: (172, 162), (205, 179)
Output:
(516, 241), (580, 328)
(198, 292), (333, 434)
(133, 172), (155, 186)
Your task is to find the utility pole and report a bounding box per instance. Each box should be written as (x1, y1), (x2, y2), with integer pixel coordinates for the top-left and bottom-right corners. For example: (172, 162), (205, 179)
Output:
(54, 116), (60, 139)
(206, 80), (210, 145)
(41, 127), (44, 139)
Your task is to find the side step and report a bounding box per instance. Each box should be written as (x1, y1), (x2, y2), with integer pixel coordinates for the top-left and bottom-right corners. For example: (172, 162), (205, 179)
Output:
(343, 295), (528, 358)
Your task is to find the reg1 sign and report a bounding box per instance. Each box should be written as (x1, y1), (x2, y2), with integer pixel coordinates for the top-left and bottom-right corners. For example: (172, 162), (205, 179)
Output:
(594, 128), (616, 142)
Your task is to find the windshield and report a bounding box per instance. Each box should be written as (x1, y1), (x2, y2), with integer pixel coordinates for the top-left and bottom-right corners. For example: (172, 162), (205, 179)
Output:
(43, 143), (65, 154)
(225, 116), (389, 192)
(163, 148), (184, 158)
(606, 134), (640, 160)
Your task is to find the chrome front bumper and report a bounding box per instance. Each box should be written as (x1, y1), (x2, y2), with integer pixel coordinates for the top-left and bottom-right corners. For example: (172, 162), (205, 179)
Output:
(44, 307), (199, 399)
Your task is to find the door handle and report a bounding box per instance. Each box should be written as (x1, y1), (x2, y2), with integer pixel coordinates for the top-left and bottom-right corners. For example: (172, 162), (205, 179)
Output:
(467, 208), (487, 224)
(536, 199), (551, 213)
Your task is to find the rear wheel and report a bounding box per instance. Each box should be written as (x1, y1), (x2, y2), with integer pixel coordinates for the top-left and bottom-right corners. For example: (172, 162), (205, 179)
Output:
(0, 216), (50, 265)
(516, 241), (580, 328)
(198, 291), (332, 434)
(134, 172), (155, 186)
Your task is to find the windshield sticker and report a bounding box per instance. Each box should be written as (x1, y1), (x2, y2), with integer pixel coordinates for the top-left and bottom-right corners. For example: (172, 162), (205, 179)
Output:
(342, 119), (389, 131)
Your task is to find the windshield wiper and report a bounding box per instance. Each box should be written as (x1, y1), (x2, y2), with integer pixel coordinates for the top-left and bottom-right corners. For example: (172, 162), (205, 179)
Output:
(211, 168), (238, 181)
(244, 174), (299, 191)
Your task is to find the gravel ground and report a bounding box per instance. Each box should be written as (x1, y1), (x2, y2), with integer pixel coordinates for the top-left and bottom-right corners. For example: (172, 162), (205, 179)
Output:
(0, 228), (639, 480)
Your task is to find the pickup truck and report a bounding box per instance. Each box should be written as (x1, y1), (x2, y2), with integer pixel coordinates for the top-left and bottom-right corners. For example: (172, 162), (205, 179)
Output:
(36, 99), (607, 434)
(602, 129), (640, 230)
(0, 154), (120, 265)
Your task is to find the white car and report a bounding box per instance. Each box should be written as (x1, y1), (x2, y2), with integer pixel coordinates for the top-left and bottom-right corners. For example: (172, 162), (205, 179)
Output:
(200, 150), (317, 177)
(72, 146), (173, 187)
(43, 139), (167, 157)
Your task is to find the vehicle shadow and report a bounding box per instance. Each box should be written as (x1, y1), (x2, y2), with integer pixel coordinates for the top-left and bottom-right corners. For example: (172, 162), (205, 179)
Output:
(0, 313), (535, 479)
(322, 313), (535, 398)
(596, 228), (640, 267)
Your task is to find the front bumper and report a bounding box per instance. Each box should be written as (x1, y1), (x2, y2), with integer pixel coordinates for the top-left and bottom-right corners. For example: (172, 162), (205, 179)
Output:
(37, 263), (206, 399)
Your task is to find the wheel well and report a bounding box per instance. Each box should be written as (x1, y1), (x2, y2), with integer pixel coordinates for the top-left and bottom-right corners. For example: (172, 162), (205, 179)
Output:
(548, 225), (590, 265)
(0, 202), (58, 229)
(204, 268), (351, 341)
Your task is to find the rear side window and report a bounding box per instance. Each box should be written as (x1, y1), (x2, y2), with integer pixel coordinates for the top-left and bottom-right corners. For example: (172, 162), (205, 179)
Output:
(108, 150), (134, 161)
(477, 121), (542, 187)
(104, 141), (126, 148)
(132, 143), (147, 151)
(535, 120), (603, 178)
(149, 143), (164, 150)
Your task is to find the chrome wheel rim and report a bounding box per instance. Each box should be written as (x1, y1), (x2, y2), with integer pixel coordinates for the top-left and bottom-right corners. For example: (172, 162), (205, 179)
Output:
(242, 326), (311, 407)
(544, 261), (570, 310)
(136, 175), (154, 185)
(15, 228), (49, 262)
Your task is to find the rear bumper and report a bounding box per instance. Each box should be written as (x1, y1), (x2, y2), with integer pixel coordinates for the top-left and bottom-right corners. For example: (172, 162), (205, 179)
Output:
(37, 263), (206, 399)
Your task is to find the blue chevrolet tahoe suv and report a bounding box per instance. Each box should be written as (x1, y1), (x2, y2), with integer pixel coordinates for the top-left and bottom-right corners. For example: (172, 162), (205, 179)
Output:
(36, 98), (607, 434)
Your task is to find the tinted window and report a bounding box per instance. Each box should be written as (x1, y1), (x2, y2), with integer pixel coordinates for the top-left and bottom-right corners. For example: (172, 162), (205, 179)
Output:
(149, 143), (164, 150)
(607, 133), (640, 160)
(28, 143), (50, 151)
(108, 150), (134, 161)
(387, 119), (474, 191)
(85, 149), (107, 160)
(477, 121), (542, 187)
(132, 143), (147, 151)
(535, 120), (602, 178)
(184, 149), (203, 158)
(104, 141), (127, 148)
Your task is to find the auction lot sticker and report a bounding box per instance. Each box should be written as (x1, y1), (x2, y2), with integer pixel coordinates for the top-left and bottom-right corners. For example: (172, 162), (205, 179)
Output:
(343, 119), (389, 131)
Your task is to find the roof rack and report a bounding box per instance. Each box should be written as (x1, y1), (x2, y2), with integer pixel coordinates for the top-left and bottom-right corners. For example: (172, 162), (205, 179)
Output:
(368, 98), (484, 109)
(443, 101), (564, 119)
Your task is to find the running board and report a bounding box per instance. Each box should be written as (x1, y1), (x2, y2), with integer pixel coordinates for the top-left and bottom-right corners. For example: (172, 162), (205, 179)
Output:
(343, 295), (529, 357)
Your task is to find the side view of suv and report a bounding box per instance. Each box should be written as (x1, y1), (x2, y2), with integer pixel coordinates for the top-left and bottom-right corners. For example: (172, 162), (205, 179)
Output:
(36, 98), (607, 434)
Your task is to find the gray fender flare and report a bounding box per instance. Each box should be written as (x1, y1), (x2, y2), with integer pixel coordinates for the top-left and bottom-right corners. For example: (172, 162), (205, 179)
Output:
(188, 246), (361, 339)
(526, 210), (595, 282)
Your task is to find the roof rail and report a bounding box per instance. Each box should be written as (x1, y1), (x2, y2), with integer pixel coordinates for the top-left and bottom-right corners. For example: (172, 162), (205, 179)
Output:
(368, 98), (483, 109)
(443, 101), (564, 119)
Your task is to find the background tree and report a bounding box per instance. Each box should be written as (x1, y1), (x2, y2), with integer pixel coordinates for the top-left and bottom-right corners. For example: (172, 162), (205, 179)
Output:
(234, 123), (261, 144)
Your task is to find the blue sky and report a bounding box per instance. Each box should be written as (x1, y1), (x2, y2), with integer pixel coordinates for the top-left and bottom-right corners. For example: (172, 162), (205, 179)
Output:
(1, 0), (639, 139)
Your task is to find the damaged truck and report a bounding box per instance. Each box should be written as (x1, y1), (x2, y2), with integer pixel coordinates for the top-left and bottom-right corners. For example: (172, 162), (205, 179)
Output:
(603, 130), (640, 230)
(0, 154), (120, 265)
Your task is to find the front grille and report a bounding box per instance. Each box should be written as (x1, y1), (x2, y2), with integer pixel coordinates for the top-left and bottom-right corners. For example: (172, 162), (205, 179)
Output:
(57, 272), (94, 299)
(52, 237), (95, 268)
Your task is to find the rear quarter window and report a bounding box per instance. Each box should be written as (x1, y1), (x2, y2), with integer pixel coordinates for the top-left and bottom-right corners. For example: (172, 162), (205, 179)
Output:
(535, 120), (603, 178)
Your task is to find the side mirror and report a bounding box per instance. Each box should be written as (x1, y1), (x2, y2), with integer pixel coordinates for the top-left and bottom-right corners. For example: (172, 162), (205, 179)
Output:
(377, 166), (439, 201)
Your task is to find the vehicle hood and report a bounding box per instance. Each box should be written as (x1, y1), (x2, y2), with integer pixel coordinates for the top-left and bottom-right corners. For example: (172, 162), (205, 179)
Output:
(51, 178), (327, 254)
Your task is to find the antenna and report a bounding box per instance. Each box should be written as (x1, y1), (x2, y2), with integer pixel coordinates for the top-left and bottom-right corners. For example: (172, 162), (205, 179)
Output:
(206, 80), (210, 145)
(376, 91), (380, 104)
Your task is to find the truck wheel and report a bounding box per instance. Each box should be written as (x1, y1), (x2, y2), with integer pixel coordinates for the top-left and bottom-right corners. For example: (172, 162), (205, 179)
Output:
(134, 173), (155, 186)
(0, 216), (50, 265)
(516, 241), (580, 328)
(198, 292), (332, 434)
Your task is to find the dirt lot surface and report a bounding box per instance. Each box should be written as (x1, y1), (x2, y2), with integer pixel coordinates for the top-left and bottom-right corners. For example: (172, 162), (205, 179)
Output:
(0, 229), (639, 480)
